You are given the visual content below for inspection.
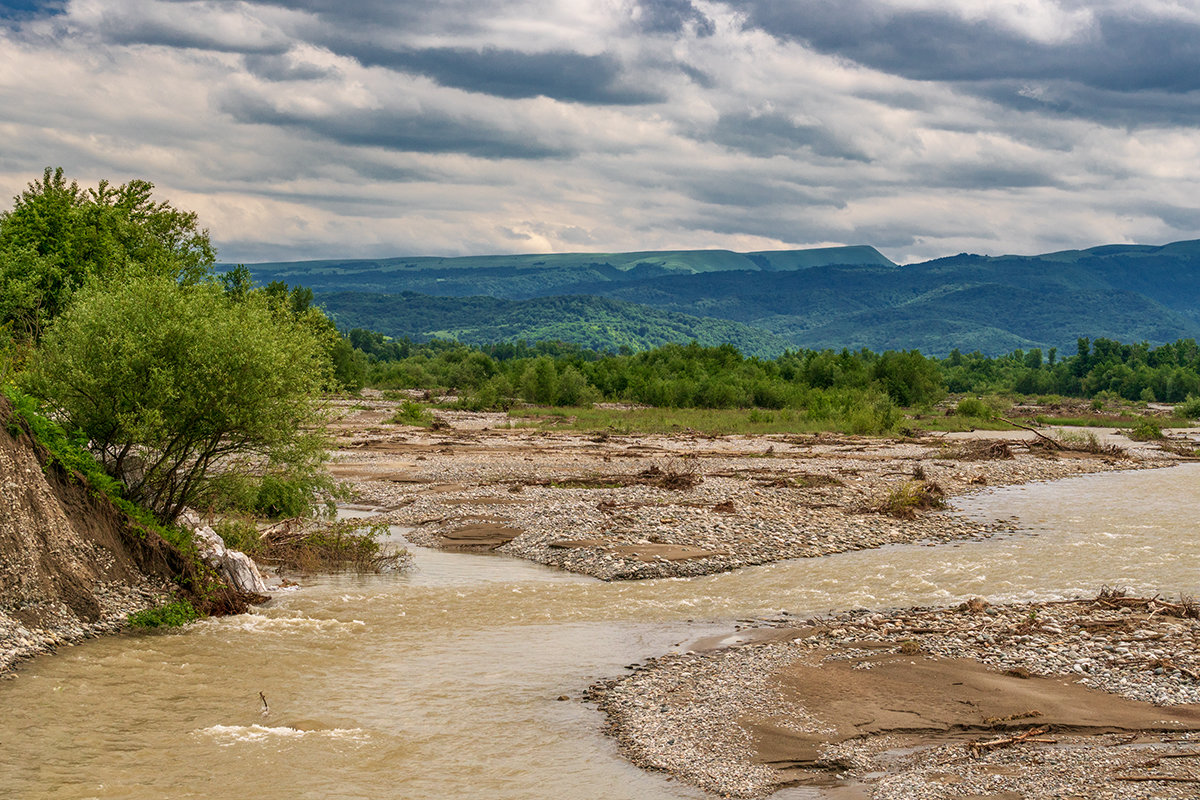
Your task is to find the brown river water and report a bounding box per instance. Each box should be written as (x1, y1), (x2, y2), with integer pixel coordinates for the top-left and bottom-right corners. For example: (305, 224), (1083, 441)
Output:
(2, 464), (1197, 799)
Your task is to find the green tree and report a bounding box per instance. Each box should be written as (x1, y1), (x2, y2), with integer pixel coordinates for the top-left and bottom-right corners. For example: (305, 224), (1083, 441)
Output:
(26, 276), (332, 522)
(0, 167), (214, 338)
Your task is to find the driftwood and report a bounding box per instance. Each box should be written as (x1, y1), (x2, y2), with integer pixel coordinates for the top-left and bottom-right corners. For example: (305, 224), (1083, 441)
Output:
(999, 417), (1064, 449)
(1114, 775), (1200, 783)
(967, 726), (1051, 756)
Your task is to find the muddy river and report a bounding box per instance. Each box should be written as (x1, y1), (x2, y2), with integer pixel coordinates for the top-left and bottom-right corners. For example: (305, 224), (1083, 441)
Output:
(2, 464), (1197, 799)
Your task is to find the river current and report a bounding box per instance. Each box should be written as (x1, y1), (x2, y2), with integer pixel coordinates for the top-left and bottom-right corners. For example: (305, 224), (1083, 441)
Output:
(1, 464), (1197, 799)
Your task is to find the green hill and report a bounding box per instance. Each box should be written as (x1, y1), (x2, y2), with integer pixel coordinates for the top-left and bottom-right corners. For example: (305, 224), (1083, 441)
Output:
(237, 245), (894, 298)
(315, 292), (794, 357)
(242, 240), (1200, 356)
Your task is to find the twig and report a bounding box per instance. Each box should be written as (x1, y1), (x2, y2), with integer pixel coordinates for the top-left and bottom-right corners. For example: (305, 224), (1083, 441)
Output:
(1114, 775), (1200, 783)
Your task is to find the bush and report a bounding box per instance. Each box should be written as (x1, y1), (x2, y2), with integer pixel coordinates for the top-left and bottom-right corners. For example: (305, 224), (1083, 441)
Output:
(389, 399), (434, 426)
(128, 600), (201, 629)
(1174, 395), (1200, 420)
(955, 397), (992, 419)
(214, 518), (263, 555)
(1129, 417), (1164, 441)
(879, 480), (947, 518)
(26, 276), (333, 523)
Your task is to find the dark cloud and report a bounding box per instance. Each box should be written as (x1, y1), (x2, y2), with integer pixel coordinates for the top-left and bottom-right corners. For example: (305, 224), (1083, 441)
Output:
(633, 0), (714, 36)
(243, 53), (337, 82)
(216, 89), (571, 159)
(96, 15), (288, 54)
(331, 43), (661, 104)
(926, 163), (1059, 191)
(707, 112), (869, 161)
(741, 1), (1200, 123)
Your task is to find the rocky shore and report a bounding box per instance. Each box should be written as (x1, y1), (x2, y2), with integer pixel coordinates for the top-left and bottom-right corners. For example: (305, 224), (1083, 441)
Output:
(588, 592), (1200, 798)
(330, 399), (1171, 581)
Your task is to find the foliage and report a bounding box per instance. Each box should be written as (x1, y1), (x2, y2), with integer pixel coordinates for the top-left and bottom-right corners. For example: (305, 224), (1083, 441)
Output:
(25, 276), (333, 522)
(261, 521), (404, 573)
(879, 480), (947, 519)
(1129, 417), (1165, 441)
(1174, 394), (1200, 420)
(955, 397), (993, 419)
(128, 600), (201, 629)
(214, 518), (263, 556)
(0, 167), (214, 339)
(318, 291), (793, 358)
(389, 399), (435, 427)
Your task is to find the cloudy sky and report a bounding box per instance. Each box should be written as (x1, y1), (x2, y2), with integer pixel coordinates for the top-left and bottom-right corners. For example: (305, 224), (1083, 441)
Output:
(1, 0), (1199, 264)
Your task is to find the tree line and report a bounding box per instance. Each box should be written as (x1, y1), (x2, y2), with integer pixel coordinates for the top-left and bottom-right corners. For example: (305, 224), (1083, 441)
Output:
(343, 329), (1200, 411)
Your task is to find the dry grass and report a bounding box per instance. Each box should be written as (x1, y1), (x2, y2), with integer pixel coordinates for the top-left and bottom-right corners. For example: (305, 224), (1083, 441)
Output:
(878, 480), (947, 519)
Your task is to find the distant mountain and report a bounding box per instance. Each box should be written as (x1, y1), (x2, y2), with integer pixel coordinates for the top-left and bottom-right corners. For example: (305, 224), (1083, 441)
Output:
(315, 292), (795, 357)
(239, 240), (1200, 355)
(237, 245), (895, 299)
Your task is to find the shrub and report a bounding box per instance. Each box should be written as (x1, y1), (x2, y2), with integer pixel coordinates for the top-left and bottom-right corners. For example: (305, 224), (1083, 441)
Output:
(128, 600), (201, 629)
(955, 397), (992, 419)
(214, 518), (263, 555)
(389, 400), (434, 426)
(25, 276), (332, 523)
(1174, 395), (1200, 420)
(879, 480), (947, 518)
(1129, 417), (1164, 441)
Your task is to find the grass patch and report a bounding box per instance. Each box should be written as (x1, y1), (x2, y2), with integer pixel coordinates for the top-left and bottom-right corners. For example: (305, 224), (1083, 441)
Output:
(878, 480), (947, 519)
(388, 400), (435, 427)
(507, 405), (900, 436)
(128, 600), (201, 629)
(908, 415), (1017, 433)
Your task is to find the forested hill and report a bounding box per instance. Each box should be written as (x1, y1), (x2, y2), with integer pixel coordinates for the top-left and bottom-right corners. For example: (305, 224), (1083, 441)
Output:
(238, 245), (896, 298)
(315, 292), (794, 357)
(240, 240), (1200, 356)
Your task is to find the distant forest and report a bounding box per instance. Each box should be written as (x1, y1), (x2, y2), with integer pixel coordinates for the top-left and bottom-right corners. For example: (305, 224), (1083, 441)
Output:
(342, 331), (1200, 412)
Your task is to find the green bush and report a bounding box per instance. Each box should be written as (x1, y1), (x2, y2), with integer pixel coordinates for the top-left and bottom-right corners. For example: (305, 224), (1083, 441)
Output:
(214, 518), (263, 555)
(1174, 395), (1200, 420)
(389, 399), (434, 426)
(955, 397), (992, 419)
(1129, 417), (1164, 441)
(128, 600), (201, 629)
(255, 474), (314, 519)
(25, 276), (333, 523)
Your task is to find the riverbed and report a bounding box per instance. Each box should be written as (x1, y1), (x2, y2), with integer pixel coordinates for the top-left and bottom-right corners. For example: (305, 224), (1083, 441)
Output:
(1, 464), (1197, 799)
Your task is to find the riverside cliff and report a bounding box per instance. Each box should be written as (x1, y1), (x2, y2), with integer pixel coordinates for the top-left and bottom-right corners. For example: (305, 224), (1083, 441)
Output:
(0, 396), (246, 671)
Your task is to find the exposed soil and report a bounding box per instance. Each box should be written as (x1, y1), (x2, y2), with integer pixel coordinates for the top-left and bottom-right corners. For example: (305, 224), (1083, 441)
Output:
(0, 397), (250, 672)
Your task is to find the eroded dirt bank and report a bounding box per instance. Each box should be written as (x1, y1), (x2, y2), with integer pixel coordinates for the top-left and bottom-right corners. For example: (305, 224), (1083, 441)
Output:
(0, 398), (240, 672)
(329, 397), (1175, 580)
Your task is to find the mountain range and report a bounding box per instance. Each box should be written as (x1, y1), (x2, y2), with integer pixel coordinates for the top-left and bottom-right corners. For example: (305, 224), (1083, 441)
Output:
(239, 240), (1200, 356)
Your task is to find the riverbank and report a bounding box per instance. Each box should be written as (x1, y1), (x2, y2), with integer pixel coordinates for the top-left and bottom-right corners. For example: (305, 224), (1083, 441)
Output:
(588, 592), (1200, 798)
(330, 397), (1178, 580)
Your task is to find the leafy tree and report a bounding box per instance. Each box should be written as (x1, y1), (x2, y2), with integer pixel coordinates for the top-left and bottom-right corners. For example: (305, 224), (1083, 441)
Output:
(0, 167), (214, 338)
(26, 276), (333, 522)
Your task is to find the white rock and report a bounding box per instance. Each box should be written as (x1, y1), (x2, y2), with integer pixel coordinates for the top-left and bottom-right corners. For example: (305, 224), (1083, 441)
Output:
(191, 523), (270, 594)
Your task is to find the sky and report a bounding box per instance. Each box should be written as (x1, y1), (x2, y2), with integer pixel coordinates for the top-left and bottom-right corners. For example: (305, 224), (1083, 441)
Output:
(1, 0), (1199, 264)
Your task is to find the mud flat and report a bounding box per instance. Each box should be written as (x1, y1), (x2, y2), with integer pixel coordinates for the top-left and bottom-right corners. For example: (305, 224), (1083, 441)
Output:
(588, 593), (1200, 798)
(329, 398), (1177, 581)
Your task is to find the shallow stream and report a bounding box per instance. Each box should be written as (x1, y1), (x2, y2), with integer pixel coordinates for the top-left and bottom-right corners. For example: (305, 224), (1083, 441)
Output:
(1, 464), (1197, 799)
